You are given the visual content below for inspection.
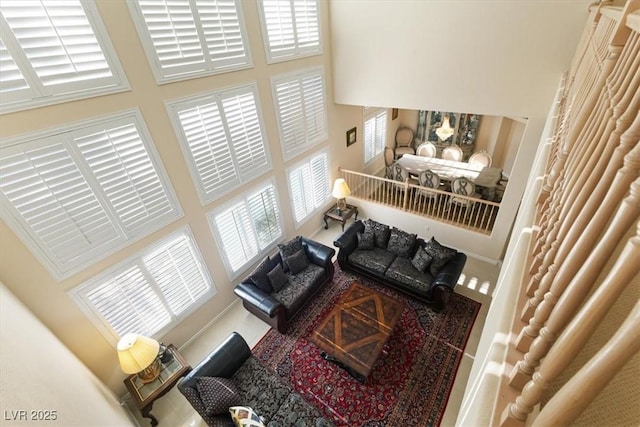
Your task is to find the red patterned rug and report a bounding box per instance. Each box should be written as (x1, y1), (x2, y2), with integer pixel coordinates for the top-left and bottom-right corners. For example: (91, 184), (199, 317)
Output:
(252, 266), (481, 426)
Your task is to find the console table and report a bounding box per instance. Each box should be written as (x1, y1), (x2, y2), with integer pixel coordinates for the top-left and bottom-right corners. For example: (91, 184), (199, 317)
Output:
(124, 344), (191, 426)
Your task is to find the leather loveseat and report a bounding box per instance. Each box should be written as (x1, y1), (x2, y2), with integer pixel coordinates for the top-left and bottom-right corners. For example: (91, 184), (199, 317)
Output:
(334, 219), (466, 310)
(177, 332), (333, 426)
(234, 236), (335, 333)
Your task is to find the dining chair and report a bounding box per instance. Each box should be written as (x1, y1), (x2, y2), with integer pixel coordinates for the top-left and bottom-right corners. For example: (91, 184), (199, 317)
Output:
(417, 169), (441, 200)
(441, 145), (464, 162)
(394, 127), (416, 159)
(416, 142), (437, 158)
(390, 163), (412, 197)
(448, 177), (481, 219)
(384, 146), (395, 179)
(468, 150), (493, 167)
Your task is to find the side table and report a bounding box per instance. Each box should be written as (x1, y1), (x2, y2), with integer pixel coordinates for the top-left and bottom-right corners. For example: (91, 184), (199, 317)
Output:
(124, 344), (191, 426)
(323, 204), (358, 231)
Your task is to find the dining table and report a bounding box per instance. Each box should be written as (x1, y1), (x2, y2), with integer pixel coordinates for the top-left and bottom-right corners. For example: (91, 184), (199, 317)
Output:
(395, 154), (503, 199)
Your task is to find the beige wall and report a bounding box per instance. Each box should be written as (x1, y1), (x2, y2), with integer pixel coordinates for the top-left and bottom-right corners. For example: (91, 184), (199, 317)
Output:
(0, 283), (134, 426)
(0, 0), (366, 395)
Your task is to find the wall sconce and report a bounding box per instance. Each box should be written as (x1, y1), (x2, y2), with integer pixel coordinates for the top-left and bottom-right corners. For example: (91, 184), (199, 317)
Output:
(332, 178), (351, 213)
(436, 113), (455, 142)
(117, 333), (161, 384)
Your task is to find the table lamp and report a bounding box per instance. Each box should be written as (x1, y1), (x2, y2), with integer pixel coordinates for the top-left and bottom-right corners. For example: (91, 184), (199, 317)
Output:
(117, 333), (161, 383)
(332, 178), (351, 213)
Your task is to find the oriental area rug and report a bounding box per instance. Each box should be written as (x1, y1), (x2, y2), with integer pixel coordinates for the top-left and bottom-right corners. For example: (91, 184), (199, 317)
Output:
(252, 266), (481, 426)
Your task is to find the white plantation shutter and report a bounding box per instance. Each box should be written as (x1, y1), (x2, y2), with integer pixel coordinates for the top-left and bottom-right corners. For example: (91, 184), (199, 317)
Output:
(168, 83), (270, 203)
(364, 110), (387, 163)
(259, 0), (321, 63)
(129, 0), (251, 83)
(73, 229), (214, 340)
(0, 0), (128, 113)
(209, 182), (282, 276)
(0, 111), (182, 280)
(272, 68), (327, 160)
(288, 150), (329, 225)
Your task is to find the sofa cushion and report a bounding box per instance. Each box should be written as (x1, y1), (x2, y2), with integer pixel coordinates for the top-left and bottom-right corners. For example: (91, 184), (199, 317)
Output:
(267, 263), (288, 292)
(356, 230), (375, 250)
(249, 256), (276, 293)
(423, 237), (457, 276)
(284, 249), (308, 274)
(385, 256), (435, 294)
(272, 264), (324, 315)
(277, 236), (304, 271)
(411, 246), (433, 272)
(364, 219), (391, 248)
(229, 406), (265, 427)
(269, 393), (333, 427)
(196, 377), (241, 416)
(387, 227), (417, 258)
(348, 247), (396, 275)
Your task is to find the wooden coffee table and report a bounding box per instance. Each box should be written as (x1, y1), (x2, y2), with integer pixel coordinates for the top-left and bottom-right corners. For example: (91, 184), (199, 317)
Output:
(310, 281), (404, 383)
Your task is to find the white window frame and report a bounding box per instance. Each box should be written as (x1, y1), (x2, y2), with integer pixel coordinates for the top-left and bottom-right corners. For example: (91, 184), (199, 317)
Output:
(69, 227), (215, 345)
(363, 108), (388, 164)
(0, 0), (129, 114)
(166, 82), (272, 205)
(208, 179), (283, 279)
(257, 0), (322, 64)
(0, 109), (182, 281)
(286, 148), (330, 227)
(127, 0), (253, 84)
(271, 67), (327, 161)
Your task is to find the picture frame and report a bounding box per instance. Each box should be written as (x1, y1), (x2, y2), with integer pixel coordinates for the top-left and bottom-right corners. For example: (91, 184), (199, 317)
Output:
(392, 108), (399, 120)
(346, 127), (357, 147)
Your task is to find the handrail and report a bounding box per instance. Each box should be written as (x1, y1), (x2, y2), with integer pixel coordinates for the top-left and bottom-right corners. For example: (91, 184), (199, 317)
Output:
(338, 167), (500, 235)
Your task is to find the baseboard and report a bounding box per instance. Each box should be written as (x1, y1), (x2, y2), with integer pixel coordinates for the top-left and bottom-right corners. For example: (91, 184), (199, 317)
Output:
(179, 298), (243, 351)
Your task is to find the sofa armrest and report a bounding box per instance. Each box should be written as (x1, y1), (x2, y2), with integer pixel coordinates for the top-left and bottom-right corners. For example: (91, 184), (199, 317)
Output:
(178, 332), (251, 390)
(333, 220), (365, 262)
(234, 282), (282, 317)
(432, 252), (467, 290)
(302, 236), (336, 269)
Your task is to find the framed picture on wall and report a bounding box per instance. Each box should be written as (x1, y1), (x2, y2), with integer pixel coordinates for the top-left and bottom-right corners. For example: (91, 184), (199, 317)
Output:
(346, 127), (357, 146)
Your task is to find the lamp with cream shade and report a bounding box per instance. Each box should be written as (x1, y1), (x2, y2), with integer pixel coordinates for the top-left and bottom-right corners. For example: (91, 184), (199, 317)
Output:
(117, 333), (161, 384)
(332, 178), (351, 213)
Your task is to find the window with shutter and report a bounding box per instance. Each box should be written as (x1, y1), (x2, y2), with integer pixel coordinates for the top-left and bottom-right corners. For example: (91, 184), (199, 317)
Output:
(0, 0), (129, 114)
(364, 109), (387, 163)
(272, 67), (327, 161)
(208, 181), (282, 277)
(167, 83), (271, 204)
(70, 228), (215, 342)
(0, 110), (182, 280)
(287, 149), (329, 226)
(128, 0), (252, 84)
(258, 0), (322, 63)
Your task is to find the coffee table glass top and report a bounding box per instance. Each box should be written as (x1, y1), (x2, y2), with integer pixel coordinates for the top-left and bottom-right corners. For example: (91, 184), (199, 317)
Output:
(310, 281), (404, 379)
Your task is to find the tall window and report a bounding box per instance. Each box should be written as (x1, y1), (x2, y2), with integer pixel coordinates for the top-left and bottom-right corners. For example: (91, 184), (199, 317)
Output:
(257, 0), (322, 63)
(0, 0), (129, 114)
(272, 67), (327, 160)
(209, 181), (282, 277)
(364, 109), (388, 163)
(70, 228), (215, 342)
(167, 83), (271, 204)
(0, 110), (182, 280)
(128, 0), (252, 84)
(287, 150), (330, 226)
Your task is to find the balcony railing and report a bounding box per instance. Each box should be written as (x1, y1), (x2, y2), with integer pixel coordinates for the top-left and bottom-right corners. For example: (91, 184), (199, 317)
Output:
(338, 168), (501, 234)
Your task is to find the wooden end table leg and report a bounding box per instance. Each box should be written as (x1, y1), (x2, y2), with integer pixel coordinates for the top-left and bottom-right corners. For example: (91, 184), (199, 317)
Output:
(323, 215), (329, 229)
(141, 403), (158, 426)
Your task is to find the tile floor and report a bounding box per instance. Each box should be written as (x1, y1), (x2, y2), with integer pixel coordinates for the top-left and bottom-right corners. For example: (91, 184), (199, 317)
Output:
(124, 220), (499, 427)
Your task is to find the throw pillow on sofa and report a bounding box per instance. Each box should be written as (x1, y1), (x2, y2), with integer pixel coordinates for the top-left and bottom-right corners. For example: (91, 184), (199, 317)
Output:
(387, 227), (417, 258)
(284, 249), (309, 274)
(195, 376), (241, 416)
(356, 230), (375, 250)
(267, 263), (288, 292)
(411, 245), (433, 272)
(364, 219), (391, 248)
(277, 236), (304, 271)
(423, 237), (457, 276)
(249, 256), (276, 293)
